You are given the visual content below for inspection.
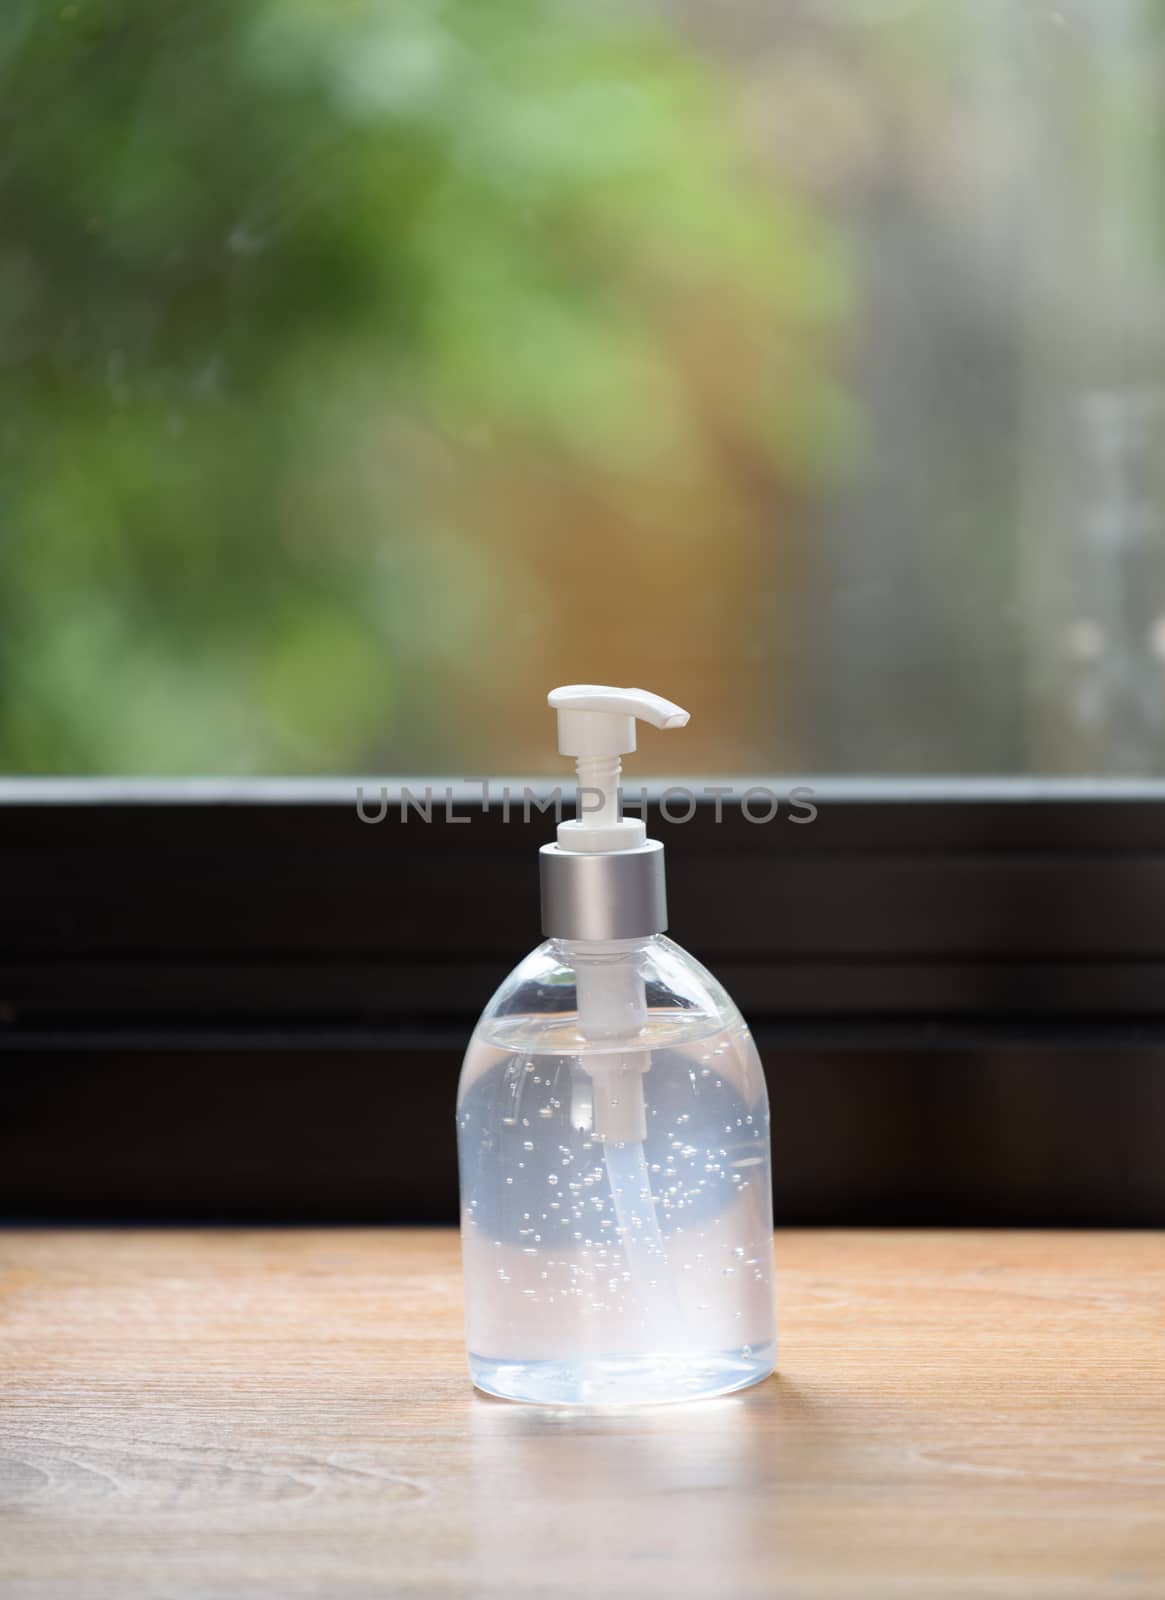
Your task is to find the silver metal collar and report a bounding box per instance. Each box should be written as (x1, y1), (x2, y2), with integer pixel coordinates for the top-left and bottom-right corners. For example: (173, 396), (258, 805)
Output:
(539, 840), (667, 941)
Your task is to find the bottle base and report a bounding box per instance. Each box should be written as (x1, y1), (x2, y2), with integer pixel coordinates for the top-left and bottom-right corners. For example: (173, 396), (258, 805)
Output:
(468, 1343), (776, 1407)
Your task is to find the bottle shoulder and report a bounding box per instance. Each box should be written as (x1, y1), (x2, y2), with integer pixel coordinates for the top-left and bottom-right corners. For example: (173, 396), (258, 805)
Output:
(467, 933), (748, 1058)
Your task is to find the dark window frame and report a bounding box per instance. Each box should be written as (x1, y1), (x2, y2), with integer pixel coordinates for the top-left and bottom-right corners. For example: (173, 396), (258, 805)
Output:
(3, 779), (1164, 1225)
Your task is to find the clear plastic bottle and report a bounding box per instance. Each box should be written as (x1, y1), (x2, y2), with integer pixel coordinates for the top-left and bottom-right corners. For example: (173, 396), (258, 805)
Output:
(458, 935), (775, 1406)
(457, 684), (776, 1405)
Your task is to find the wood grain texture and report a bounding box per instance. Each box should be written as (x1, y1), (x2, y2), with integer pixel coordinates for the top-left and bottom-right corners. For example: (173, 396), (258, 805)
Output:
(1, 1229), (1162, 1599)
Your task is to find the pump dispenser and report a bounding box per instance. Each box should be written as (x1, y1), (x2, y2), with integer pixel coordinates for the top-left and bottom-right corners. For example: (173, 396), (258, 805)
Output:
(456, 686), (776, 1405)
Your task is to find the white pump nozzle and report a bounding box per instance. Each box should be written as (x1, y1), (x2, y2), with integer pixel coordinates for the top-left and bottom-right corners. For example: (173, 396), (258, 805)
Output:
(548, 684), (690, 853)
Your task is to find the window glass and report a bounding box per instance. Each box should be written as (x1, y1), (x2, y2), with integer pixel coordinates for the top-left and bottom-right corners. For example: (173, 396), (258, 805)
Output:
(3, 0), (1163, 774)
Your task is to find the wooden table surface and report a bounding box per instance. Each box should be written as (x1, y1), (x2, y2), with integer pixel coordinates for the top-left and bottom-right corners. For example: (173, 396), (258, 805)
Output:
(1, 1229), (1162, 1599)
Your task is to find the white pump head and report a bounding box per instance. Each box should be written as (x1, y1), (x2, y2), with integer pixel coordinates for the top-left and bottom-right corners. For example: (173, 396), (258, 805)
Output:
(548, 684), (690, 853)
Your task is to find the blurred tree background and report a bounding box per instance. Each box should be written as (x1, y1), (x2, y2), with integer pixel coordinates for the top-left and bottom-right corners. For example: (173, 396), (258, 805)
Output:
(6, 0), (1164, 778)
(0, 0), (848, 774)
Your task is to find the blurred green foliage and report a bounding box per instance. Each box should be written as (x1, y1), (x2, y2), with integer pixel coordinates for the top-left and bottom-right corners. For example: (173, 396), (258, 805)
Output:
(0, 0), (846, 772)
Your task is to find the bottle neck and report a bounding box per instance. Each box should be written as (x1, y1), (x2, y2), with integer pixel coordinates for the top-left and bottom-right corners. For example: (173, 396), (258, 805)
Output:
(551, 934), (659, 960)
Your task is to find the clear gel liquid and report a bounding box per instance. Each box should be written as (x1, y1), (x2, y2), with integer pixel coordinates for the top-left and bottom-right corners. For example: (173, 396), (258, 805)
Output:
(457, 1014), (776, 1406)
